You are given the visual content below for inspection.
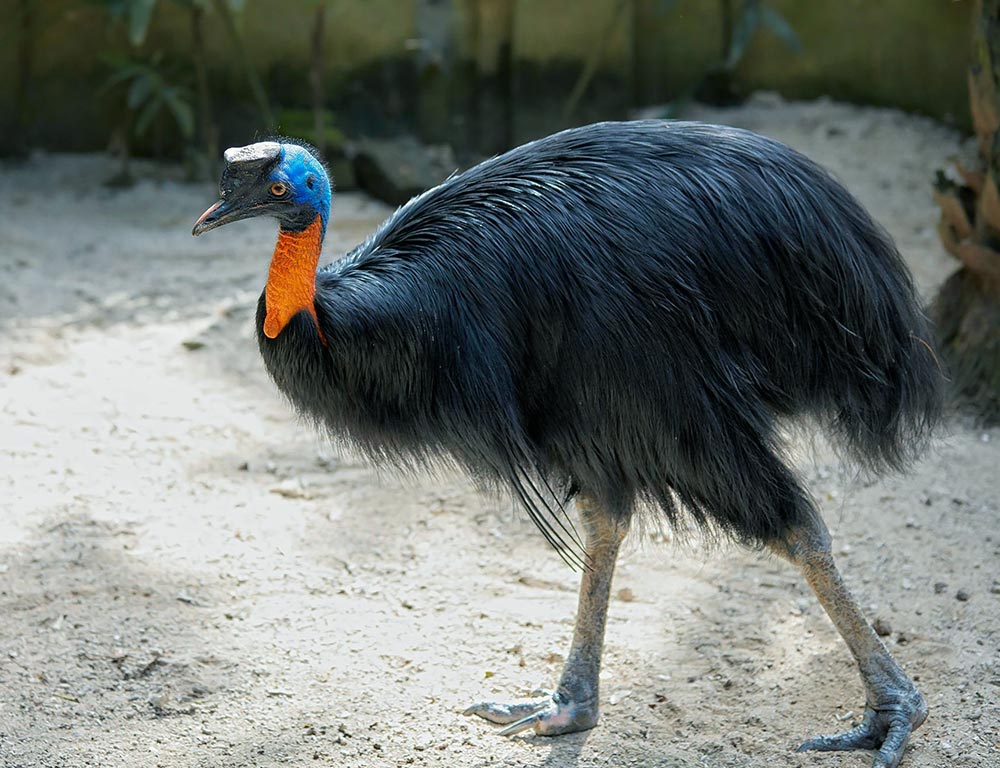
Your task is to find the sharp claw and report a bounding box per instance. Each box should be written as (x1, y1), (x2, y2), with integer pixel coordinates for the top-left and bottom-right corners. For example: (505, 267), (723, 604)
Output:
(464, 700), (549, 725)
(498, 712), (542, 737)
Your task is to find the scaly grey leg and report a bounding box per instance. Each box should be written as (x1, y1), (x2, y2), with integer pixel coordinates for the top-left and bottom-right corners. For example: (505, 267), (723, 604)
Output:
(465, 495), (628, 736)
(772, 519), (927, 768)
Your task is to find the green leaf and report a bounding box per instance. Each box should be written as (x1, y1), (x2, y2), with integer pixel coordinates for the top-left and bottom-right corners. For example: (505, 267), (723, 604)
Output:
(725, 2), (761, 70)
(126, 73), (154, 109)
(134, 95), (163, 137)
(162, 88), (195, 137)
(127, 0), (159, 47)
(221, 0), (246, 35)
(759, 6), (802, 54)
(99, 61), (146, 94)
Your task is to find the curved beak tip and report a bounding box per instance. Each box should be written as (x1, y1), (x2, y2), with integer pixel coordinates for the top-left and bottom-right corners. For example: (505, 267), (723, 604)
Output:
(192, 200), (224, 237)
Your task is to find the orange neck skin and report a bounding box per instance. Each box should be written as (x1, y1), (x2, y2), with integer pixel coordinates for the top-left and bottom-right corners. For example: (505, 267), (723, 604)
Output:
(263, 216), (325, 342)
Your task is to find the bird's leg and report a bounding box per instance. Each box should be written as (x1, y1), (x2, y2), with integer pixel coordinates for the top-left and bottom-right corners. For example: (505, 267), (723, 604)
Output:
(465, 496), (628, 736)
(771, 519), (927, 768)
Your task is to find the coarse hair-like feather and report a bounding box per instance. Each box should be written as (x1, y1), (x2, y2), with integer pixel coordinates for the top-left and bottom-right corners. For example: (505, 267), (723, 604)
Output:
(257, 120), (943, 561)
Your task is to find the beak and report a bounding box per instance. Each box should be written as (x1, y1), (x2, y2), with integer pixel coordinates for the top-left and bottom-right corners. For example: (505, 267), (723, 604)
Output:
(192, 198), (261, 236)
(192, 200), (226, 236)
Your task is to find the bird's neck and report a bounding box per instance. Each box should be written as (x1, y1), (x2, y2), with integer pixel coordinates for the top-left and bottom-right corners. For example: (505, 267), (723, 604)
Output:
(263, 216), (324, 340)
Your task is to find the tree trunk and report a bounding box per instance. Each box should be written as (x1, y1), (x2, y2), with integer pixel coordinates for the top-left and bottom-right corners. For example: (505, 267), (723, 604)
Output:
(12, 0), (36, 157)
(210, 0), (275, 130)
(933, 0), (1000, 422)
(310, 4), (327, 155)
(414, 0), (453, 145)
(191, 5), (217, 178)
(474, 0), (514, 155)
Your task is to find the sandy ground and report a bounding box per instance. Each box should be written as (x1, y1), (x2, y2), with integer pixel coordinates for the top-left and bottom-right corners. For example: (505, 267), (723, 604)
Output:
(1, 96), (998, 768)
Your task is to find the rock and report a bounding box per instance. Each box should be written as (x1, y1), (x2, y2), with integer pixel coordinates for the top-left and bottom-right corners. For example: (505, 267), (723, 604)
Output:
(956, 589), (970, 602)
(873, 617), (892, 637)
(609, 689), (633, 705)
(934, 581), (948, 594)
(353, 136), (457, 206)
(270, 478), (313, 500)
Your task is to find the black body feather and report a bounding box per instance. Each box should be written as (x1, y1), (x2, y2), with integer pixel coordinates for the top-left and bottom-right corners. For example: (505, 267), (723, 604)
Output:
(257, 120), (942, 554)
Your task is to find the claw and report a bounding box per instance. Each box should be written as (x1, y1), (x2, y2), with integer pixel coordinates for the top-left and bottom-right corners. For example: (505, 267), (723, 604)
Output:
(463, 700), (549, 725)
(498, 711), (548, 737)
(796, 697), (926, 768)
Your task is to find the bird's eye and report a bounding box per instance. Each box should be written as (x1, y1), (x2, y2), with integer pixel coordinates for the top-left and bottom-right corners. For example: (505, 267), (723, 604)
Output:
(270, 182), (288, 197)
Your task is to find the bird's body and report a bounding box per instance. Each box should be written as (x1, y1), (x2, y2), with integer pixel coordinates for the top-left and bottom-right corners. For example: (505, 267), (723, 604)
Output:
(257, 121), (938, 552)
(194, 121), (942, 768)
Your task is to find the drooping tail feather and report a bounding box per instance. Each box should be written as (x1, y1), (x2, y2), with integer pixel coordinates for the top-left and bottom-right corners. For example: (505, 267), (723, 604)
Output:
(808, 188), (945, 473)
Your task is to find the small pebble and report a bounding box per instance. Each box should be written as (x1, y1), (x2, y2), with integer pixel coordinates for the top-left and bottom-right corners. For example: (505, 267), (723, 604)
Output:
(934, 581), (948, 594)
(956, 589), (970, 602)
(873, 617), (892, 637)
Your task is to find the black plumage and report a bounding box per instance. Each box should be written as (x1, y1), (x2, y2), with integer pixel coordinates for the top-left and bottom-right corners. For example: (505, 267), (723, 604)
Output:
(257, 121), (941, 558)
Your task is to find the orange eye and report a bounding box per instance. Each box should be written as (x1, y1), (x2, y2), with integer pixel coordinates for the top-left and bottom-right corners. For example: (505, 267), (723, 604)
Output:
(270, 182), (288, 197)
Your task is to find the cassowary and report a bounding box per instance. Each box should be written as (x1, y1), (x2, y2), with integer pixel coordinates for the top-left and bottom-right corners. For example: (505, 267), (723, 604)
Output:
(193, 121), (941, 768)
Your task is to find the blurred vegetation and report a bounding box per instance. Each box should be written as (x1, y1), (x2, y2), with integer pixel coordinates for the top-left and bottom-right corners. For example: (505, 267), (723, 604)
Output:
(0, 0), (972, 170)
(100, 52), (194, 184)
(933, 0), (1000, 423)
(95, 0), (276, 182)
(697, 0), (802, 105)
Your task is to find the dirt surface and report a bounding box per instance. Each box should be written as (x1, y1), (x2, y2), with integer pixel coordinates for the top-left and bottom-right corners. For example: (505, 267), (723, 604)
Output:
(1, 96), (998, 768)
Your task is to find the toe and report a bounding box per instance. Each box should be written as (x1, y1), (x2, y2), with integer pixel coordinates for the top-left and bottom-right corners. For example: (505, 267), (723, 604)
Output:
(871, 715), (914, 768)
(796, 710), (880, 753)
(464, 700), (548, 725)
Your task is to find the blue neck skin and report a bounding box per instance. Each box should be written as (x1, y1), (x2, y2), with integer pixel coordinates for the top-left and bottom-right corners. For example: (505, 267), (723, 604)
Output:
(274, 143), (332, 238)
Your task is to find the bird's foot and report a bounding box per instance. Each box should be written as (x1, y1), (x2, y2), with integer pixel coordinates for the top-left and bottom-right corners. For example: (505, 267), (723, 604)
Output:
(796, 687), (927, 768)
(464, 690), (598, 736)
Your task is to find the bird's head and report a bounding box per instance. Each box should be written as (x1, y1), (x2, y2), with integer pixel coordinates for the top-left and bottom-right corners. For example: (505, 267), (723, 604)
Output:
(192, 140), (332, 238)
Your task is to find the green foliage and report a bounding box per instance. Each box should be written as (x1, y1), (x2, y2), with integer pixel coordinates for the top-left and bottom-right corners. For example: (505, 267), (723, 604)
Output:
(98, 0), (248, 47)
(95, 0), (159, 46)
(725, 0), (802, 71)
(93, 0), (272, 167)
(278, 109), (346, 151)
(101, 53), (194, 139)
